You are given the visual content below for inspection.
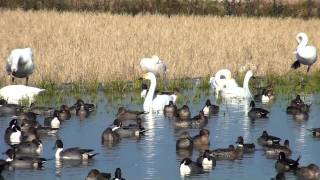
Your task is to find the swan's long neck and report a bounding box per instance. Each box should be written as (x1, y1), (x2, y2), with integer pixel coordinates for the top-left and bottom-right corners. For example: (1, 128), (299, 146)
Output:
(297, 34), (308, 48)
(143, 77), (156, 112)
(243, 73), (252, 98)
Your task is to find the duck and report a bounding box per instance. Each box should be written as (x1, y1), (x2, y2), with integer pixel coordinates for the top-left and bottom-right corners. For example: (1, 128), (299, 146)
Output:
(307, 128), (320, 137)
(0, 99), (22, 116)
(116, 107), (145, 122)
(4, 119), (22, 145)
(112, 168), (125, 180)
(235, 136), (255, 153)
(58, 105), (71, 120)
(29, 103), (55, 116)
(101, 127), (121, 144)
(248, 101), (269, 119)
(172, 117), (191, 129)
(43, 111), (61, 129)
(292, 32), (317, 72)
(202, 99), (219, 116)
(196, 150), (216, 169)
(164, 101), (177, 118)
(54, 139), (98, 160)
(220, 70), (254, 99)
(192, 129), (210, 149)
(177, 105), (191, 120)
(6, 48), (35, 85)
(211, 145), (243, 160)
(176, 131), (193, 150)
(86, 169), (111, 180)
(257, 131), (281, 146)
(265, 140), (292, 158)
(179, 158), (204, 176)
(271, 172), (286, 180)
(209, 69), (239, 97)
(0, 85), (45, 105)
(254, 87), (274, 104)
(287, 95), (310, 115)
(3, 148), (46, 169)
(70, 99), (95, 113)
(21, 127), (39, 143)
(76, 104), (90, 119)
(295, 163), (320, 179)
(112, 119), (146, 138)
(275, 152), (300, 172)
(190, 111), (208, 128)
(140, 55), (167, 77)
(142, 72), (173, 112)
(11, 139), (43, 155)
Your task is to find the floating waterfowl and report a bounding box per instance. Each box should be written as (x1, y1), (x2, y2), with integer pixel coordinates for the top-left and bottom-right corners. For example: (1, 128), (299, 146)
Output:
(257, 131), (281, 146)
(202, 99), (219, 117)
(54, 140), (98, 160)
(192, 129), (210, 149)
(295, 163), (320, 179)
(209, 69), (239, 97)
(164, 101), (177, 118)
(101, 127), (121, 144)
(254, 87), (274, 104)
(176, 131), (193, 150)
(142, 72), (173, 112)
(6, 48), (35, 85)
(235, 136), (255, 153)
(177, 105), (191, 120)
(220, 70), (254, 100)
(4, 119), (22, 145)
(265, 140), (292, 158)
(112, 168), (125, 180)
(190, 111), (208, 128)
(275, 152), (300, 172)
(307, 128), (320, 137)
(196, 150), (216, 169)
(3, 149), (46, 169)
(11, 139), (43, 155)
(112, 119), (145, 138)
(292, 32), (317, 72)
(179, 158), (204, 176)
(116, 107), (145, 121)
(248, 101), (269, 119)
(211, 145), (243, 160)
(86, 169), (111, 180)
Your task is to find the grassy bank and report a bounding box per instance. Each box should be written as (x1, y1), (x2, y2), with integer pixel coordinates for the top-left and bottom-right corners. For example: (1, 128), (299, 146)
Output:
(0, 10), (320, 87)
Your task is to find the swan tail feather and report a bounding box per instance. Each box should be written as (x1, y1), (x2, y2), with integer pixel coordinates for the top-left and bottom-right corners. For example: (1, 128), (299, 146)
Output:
(291, 61), (301, 69)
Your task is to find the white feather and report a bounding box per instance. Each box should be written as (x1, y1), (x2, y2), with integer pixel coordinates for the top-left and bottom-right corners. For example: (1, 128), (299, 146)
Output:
(0, 85), (45, 105)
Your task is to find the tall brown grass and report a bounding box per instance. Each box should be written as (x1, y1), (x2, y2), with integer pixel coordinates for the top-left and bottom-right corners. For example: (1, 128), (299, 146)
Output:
(0, 9), (319, 85)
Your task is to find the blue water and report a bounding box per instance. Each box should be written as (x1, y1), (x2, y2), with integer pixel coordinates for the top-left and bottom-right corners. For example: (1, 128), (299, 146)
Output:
(1, 90), (320, 180)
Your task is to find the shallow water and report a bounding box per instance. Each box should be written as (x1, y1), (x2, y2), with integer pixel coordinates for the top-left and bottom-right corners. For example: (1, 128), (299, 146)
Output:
(1, 90), (320, 180)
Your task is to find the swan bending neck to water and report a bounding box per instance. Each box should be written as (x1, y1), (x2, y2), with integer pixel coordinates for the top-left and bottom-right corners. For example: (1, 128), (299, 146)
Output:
(142, 72), (173, 113)
(220, 70), (254, 100)
(209, 69), (238, 98)
(292, 32), (317, 72)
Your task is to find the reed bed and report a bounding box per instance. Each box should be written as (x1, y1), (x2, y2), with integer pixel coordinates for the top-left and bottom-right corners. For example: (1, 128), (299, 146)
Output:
(0, 9), (320, 86)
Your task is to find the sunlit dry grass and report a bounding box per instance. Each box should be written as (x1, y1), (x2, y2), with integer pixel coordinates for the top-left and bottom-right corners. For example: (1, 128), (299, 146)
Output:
(0, 9), (319, 86)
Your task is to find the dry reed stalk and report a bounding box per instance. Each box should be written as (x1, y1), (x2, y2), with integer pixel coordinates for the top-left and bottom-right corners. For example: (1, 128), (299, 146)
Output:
(0, 9), (319, 85)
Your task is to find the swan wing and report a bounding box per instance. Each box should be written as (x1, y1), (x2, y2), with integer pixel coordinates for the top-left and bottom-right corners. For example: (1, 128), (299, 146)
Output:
(297, 46), (317, 61)
(152, 94), (173, 111)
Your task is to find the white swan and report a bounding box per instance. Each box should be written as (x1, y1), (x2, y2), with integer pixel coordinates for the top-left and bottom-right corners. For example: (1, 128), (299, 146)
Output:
(209, 69), (239, 97)
(6, 48), (35, 85)
(142, 72), (173, 112)
(0, 85), (45, 105)
(292, 32), (317, 72)
(220, 70), (254, 100)
(140, 55), (167, 76)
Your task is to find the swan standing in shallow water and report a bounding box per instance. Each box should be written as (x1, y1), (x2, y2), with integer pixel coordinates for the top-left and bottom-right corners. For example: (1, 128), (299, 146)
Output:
(209, 69), (238, 97)
(220, 70), (254, 99)
(292, 32), (317, 72)
(142, 72), (173, 113)
(0, 85), (45, 105)
(140, 55), (167, 77)
(6, 48), (35, 85)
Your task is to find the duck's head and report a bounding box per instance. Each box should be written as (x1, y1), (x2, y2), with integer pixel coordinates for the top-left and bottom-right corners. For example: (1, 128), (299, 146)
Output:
(200, 129), (210, 137)
(8, 119), (18, 128)
(262, 130), (269, 137)
(55, 139), (64, 149)
(236, 136), (244, 145)
(205, 99), (211, 106)
(308, 164), (320, 172)
(180, 158), (192, 165)
(114, 168), (122, 178)
(179, 131), (191, 139)
(284, 140), (290, 148)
